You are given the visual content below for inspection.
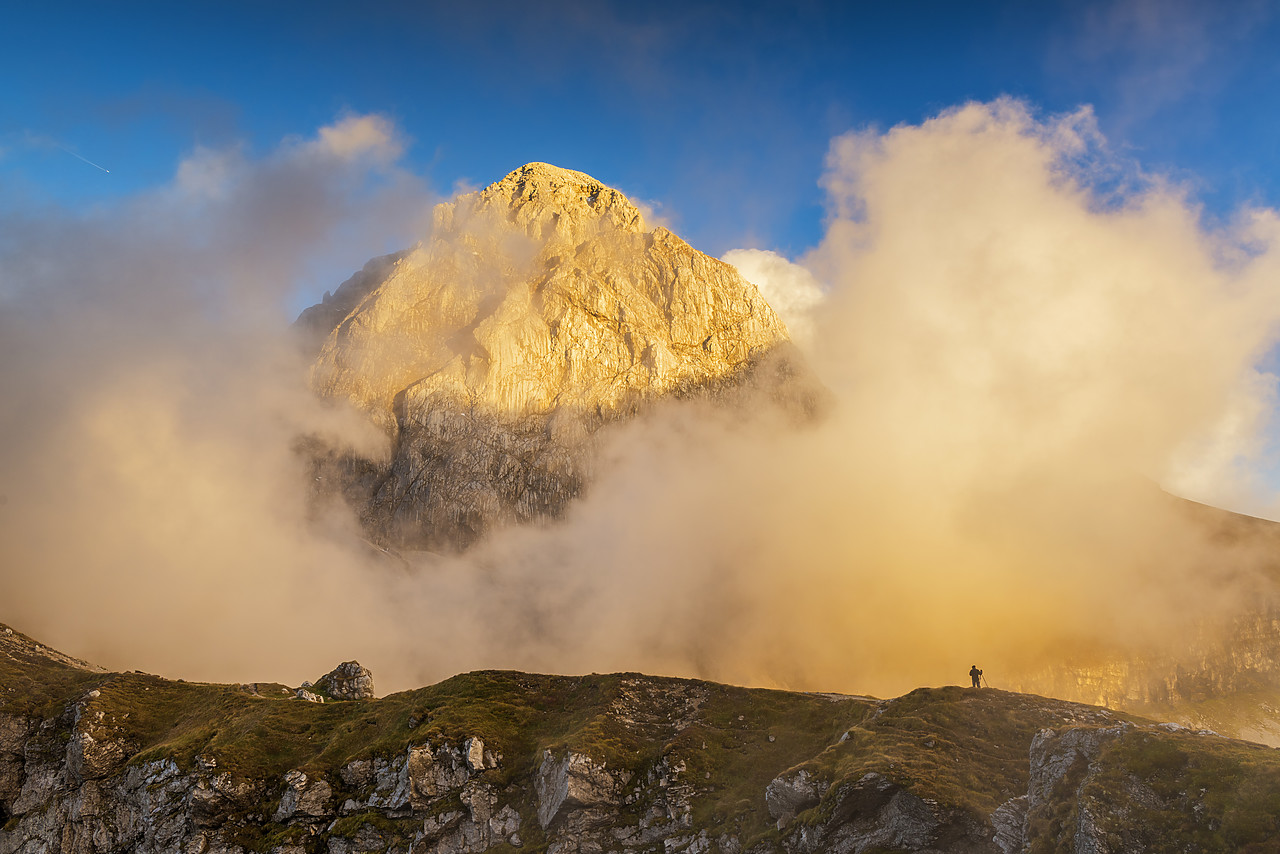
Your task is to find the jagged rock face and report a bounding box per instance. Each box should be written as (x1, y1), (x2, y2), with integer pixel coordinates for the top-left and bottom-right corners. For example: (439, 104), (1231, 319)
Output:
(315, 661), (376, 701)
(1022, 611), (1280, 706)
(301, 162), (805, 549)
(296, 251), (407, 357)
(310, 163), (789, 420)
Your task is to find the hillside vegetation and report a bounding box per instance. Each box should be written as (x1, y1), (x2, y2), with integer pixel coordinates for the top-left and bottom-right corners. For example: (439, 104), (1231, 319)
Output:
(3, 622), (1280, 853)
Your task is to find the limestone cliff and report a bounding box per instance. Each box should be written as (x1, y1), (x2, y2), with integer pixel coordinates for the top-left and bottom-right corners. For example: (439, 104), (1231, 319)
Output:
(300, 162), (811, 549)
(1013, 499), (1280, 745)
(7, 622), (1280, 854)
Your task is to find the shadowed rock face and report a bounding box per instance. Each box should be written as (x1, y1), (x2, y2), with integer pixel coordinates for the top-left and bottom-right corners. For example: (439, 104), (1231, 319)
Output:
(300, 162), (816, 549)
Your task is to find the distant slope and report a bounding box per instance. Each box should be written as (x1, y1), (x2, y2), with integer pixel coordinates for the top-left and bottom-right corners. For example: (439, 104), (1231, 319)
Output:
(4, 621), (1280, 853)
(1014, 494), (1280, 747)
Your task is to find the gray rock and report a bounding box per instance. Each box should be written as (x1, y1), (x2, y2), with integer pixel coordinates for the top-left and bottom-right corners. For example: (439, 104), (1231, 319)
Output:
(534, 750), (630, 829)
(408, 742), (470, 810)
(66, 728), (128, 782)
(463, 737), (485, 771)
(314, 661), (375, 701)
(765, 768), (825, 828)
(273, 770), (333, 822)
(990, 795), (1027, 854)
(339, 758), (373, 789)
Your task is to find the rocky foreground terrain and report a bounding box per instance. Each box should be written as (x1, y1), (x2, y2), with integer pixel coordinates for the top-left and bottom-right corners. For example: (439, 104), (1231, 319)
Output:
(5, 623), (1280, 854)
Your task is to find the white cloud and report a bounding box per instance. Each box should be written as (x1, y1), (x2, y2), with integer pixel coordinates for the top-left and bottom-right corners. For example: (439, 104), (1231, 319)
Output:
(173, 146), (240, 199)
(313, 114), (403, 164)
(0, 114), (431, 686)
(721, 248), (823, 344)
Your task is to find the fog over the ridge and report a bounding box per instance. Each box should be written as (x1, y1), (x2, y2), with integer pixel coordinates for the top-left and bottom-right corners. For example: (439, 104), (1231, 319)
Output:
(0, 116), (430, 681)
(3, 101), (1280, 697)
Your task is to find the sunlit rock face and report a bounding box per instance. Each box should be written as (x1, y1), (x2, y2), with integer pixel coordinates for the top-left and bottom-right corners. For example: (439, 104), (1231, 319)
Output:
(301, 162), (809, 549)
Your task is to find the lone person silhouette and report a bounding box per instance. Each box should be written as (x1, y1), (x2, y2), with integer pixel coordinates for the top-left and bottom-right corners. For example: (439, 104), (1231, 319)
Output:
(969, 665), (983, 688)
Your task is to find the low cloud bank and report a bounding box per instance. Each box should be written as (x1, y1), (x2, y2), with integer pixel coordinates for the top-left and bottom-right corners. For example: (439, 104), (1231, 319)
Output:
(438, 100), (1280, 696)
(0, 116), (432, 684)
(4, 102), (1280, 698)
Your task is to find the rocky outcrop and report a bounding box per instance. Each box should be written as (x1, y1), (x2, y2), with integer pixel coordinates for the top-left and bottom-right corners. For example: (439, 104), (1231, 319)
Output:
(1023, 611), (1280, 710)
(0, 733), (514, 854)
(784, 771), (996, 854)
(988, 724), (1131, 854)
(765, 768), (825, 828)
(1004, 496), (1280, 745)
(7, 625), (1280, 854)
(295, 251), (407, 356)
(315, 661), (376, 701)
(1016, 607), (1280, 747)
(300, 162), (815, 549)
(534, 750), (631, 829)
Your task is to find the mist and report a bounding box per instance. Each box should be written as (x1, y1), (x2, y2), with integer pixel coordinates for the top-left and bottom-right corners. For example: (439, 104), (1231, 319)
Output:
(4, 101), (1280, 698)
(0, 116), (433, 683)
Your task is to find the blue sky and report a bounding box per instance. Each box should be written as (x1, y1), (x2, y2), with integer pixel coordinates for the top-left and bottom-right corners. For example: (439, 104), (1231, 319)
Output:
(4, 0), (1279, 275)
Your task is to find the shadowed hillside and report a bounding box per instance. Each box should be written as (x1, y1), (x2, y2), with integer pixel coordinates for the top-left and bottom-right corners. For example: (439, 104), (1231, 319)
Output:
(4, 622), (1280, 853)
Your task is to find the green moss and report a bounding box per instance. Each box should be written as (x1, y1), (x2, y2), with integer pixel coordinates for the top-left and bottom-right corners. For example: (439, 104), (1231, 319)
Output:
(797, 688), (1117, 821)
(674, 685), (873, 841)
(1087, 729), (1280, 852)
(328, 810), (417, 841)
(237, 822), (307, 853)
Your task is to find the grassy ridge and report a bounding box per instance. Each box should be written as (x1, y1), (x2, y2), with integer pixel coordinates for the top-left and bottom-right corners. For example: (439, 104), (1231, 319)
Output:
(7, 621), (1280, 852)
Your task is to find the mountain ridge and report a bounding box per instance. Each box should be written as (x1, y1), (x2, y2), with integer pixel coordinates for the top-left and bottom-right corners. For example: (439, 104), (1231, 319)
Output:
(5, 620), (1280, 853)
(297, 162), (818, 549)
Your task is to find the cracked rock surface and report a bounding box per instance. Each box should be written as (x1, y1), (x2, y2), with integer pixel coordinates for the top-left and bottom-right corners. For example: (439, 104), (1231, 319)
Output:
(299, 162), (815, 550)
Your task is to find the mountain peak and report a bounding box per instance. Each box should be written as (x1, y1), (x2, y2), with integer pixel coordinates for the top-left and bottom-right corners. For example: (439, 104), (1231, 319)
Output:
(444, 161), (647, 240)
(313, 162), (785, 423)
(499, 161), (606, 188)
(303, 162), (798, 547)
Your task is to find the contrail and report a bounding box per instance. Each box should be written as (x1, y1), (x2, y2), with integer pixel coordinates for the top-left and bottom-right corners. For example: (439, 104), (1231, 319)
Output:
(54, 143), (110, 174)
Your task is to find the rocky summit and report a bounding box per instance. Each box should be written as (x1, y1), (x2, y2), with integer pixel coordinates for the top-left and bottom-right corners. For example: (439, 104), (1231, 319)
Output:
(297, 163), (816, 550)
(5, 623), (1280, 853)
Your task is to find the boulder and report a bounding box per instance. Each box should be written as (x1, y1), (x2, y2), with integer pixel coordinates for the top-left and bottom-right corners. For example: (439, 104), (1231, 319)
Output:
(314, 661), (375, 700)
